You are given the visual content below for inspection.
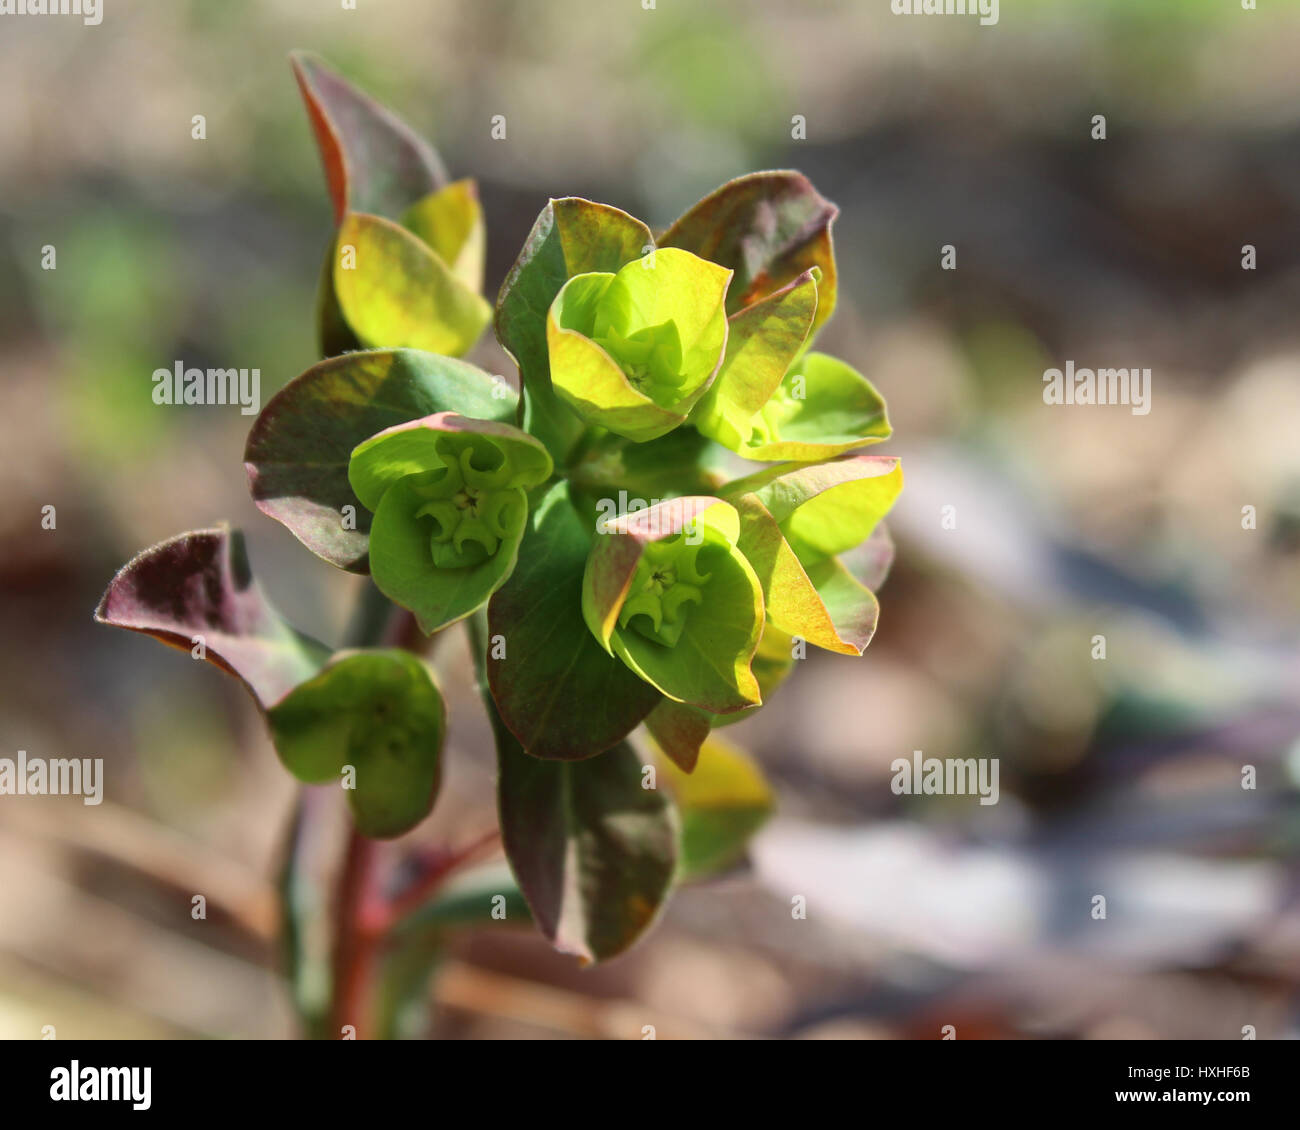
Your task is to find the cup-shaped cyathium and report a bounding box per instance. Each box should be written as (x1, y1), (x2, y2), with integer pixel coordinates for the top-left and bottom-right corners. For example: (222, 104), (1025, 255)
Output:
(583, 497), (764, 713)
(546, 248), (732, 442)
(349, 412), (552, 632)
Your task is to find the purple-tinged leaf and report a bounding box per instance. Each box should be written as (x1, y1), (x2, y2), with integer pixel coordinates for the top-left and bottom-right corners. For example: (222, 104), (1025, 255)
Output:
(495, 719), (677, 965)
(94, 525), (329, 708)
(291, 51), (448, 224)
(244, 349), (514, 574)
(659, 171), (839, 336)
(844, 521), (896, 592)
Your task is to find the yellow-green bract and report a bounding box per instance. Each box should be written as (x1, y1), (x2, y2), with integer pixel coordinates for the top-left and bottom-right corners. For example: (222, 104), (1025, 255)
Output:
(689, 271), (892, 461)
(326, 192), (491, 359)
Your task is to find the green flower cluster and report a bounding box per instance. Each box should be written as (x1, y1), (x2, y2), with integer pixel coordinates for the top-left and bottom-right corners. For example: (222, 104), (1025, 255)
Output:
(317, 175), (903, 723)
(326, 182), (903, 728)
(101, 54), (908, 968)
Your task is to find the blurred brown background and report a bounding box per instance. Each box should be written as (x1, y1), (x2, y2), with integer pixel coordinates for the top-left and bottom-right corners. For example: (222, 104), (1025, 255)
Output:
(2, 0), (1300, 1039)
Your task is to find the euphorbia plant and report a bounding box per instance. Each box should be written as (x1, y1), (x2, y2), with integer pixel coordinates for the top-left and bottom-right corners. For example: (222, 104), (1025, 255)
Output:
(96, 52), (902, 1038)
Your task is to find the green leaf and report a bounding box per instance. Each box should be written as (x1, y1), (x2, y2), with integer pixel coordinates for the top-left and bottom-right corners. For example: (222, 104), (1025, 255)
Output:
(727, 455), (904, 565)
(547, 248), (732, 442)
(567, 426), (721, 507)
(94, 525), (330, 708)
(245, 349), (514, 573)
(330, 212), (492, 358)
(487, 481), (662, 761)
(733, 351), (891, 463)
(721, 456), (902, 653)
(655, 733), (774, 881)
(690, 269), (818, 452)
(743, 624), (798, 712)
(659, 170), (839, 337)
(545, 301), (680, 443)
(583, 497), (764, 713)
(291, 51), (448, 223)
(349, 414), (552, 634)
(651, 621), (798, 750)
(400, 178), (486, 294)
(371, 933), (444, 1041)
(495, 197), (653, 459)
(495, 724), (677, 964)
(267, 650), (445, 839)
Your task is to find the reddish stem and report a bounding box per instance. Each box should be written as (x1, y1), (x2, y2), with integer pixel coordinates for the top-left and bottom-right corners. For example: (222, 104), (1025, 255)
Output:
(328, 825), (500, 1037)
(382, 829), (502, 930)
(329, 827), (383, 1038)
(324, 597), (487, 1038)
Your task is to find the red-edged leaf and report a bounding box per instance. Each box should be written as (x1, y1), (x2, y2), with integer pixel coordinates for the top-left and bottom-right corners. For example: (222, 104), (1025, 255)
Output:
(659, 170), (839, 335)
(94, 525), (329, 708)
(244, 349), (513, 574)
(495, 718), (677, 965)
(291, 51), (448, 223)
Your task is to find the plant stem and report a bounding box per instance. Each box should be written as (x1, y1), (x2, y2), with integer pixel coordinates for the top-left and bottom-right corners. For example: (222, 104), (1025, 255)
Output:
(382, 829), (502, 930)
(329, 825), (382, 1038)
(466, 607), (490, 684)
(319, 588), (490, 1037)
(280, 584), (501, 1038)
(321, 581), (409, 1038)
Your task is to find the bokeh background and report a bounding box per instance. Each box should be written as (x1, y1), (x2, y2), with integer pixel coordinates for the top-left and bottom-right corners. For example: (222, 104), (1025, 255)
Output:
(3, 0), (1300, 1039)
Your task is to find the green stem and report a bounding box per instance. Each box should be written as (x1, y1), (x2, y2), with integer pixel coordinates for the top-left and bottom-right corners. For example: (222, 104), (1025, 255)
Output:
(277, 787), (331, 1038)
(465, 607), (490, 684)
